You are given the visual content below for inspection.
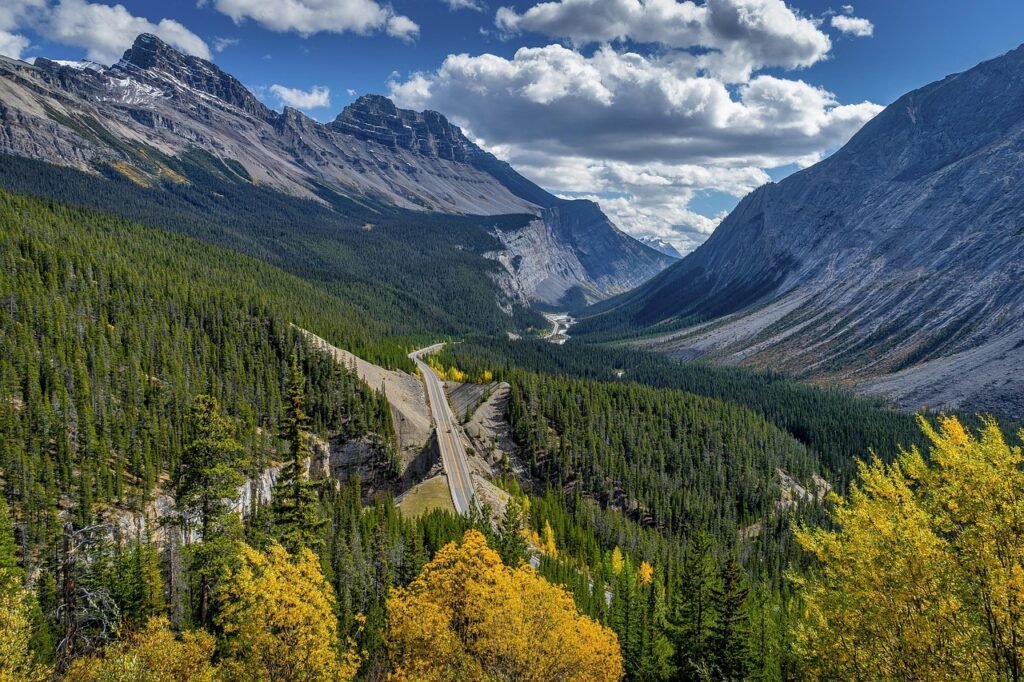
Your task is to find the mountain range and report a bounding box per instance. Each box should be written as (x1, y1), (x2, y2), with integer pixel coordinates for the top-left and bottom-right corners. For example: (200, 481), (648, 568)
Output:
(577, 44), (1024, 419)
(0, 33), (672, 312)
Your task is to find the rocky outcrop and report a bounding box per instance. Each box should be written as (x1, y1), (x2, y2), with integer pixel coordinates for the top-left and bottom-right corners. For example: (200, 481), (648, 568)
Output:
(580, 43), (1024, 418)
(490, 201), (673, 306)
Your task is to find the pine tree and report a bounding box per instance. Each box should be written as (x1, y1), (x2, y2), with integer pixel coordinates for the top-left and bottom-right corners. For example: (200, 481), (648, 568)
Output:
(496, 498), (528, 566)
(174, 394), (248, 627)
(709, 558), (750, 681)
(273, 355), (325, 553)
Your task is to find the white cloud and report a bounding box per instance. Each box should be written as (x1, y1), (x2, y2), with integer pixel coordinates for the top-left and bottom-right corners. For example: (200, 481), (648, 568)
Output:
(0, 31), (30, 59)
(212, 0), (418, 40)
(43, 0), (209, 64)
(495, 0), (831, 82)
(445, 0), (482, 10)
(390, 45), (879, 167)
(270, 83), (331, 109)
(212, 36), (239, 52)
(830, 14), (873, 37)
(346, 87), (357, 96)
(386, 14), (419, 41)
(0, 0), (44, 58)
(527, 157), (768, 250)
(390, 42), (881, 252)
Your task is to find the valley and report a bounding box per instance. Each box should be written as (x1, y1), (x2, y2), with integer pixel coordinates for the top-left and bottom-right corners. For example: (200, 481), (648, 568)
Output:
(0, 14), (1022, 682)
(575, 45), (1024, 421)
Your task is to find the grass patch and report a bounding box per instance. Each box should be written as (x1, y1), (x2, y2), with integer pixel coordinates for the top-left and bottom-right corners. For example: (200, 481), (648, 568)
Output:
(397, 475), (456, 518)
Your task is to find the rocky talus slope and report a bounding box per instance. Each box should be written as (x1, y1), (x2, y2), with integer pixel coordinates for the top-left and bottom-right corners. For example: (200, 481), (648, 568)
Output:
(578, 44), (1024, 418)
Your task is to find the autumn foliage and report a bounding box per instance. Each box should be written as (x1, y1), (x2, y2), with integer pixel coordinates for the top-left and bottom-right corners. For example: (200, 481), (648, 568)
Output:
(65, 618), (217, 682)
(794, 416), (1024, 680)
(386, 529), (624, 682)
(217, 543), (361, 682)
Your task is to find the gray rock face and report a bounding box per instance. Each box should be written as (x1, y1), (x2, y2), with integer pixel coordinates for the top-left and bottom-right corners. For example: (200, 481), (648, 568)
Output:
(584, 44), (1024, 418)
(0, 34), (672, 302)
(490, 202), (674, 307)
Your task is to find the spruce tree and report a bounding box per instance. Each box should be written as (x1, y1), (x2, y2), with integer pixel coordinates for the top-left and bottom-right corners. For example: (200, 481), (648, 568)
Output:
(709, 558), (750, 681)
(175, 394), (248, 627)
(496, 498), (528, 566)
(0, 495), (18, 577)
(668, 532), (718, 680)
(273, 355), (324, 554)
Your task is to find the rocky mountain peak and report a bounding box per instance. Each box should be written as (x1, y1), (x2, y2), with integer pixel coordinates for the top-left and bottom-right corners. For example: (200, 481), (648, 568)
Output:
(114, 33), (271, 119)
(332, 93), (480, 162)
(118, 33), (180, 70)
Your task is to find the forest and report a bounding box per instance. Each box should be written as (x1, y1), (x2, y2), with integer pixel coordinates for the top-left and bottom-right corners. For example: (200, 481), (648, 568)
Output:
(3, 187), (1024, 681)
(0, 153), (543, 340)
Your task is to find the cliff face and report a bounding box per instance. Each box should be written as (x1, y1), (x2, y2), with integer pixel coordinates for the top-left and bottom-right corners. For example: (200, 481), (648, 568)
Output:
(0, 34), (673, 304)
(579, 44), (1024, 418)
(488, 202), (674, 308)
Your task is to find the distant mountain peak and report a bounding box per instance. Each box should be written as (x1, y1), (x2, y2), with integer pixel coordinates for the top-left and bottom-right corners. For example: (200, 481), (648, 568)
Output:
(118, 33), (179, 70)
(113, 33), (271, 119)
(333, 92), (479, 163)
(637, 236), (683, 259)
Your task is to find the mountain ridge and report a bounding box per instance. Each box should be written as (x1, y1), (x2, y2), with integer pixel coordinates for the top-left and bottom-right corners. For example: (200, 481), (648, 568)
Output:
(576, 43), (1024, 418)
(0, 33), (673, 307)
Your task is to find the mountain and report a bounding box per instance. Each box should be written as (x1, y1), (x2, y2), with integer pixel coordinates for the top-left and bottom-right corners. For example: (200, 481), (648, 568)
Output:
(0, 34), (671, 309)
(637, 236), (683, 259)
(576, 44), (1024, 419)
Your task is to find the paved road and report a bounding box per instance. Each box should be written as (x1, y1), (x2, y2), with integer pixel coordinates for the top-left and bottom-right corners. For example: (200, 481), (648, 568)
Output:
(410, 345), (476, 515)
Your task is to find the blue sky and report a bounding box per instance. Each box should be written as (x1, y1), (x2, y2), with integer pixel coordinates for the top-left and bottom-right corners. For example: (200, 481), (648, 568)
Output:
(3, 0), (1023, 250)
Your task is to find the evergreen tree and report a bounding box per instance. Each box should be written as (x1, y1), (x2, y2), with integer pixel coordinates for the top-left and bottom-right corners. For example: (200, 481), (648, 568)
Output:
(0, 496), (18, 577)
(273, 355), (325, 553)
(174, 394), (248, 627)
(709, 558), (750, 681)
(496, 498), (528, 566)
(668, 532), (718, 679)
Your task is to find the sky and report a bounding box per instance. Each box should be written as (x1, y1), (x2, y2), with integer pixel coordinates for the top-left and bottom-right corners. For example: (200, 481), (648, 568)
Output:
(2, 0), (1023, 252)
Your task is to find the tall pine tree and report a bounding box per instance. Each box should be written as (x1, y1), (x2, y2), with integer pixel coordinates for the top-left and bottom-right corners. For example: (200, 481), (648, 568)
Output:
(174, 395), (248, 627)
(273, 355), (325, 554)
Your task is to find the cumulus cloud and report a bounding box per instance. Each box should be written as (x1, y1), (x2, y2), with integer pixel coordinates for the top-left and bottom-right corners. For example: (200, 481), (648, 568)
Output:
(390, 46), (879, 167)
(528, 157), (768, 250)
(444, 0), (482, 10)
(385, 14), (419, 41)
(270, 83), (331, 109)
(212, 0), (418, 40)
(42, 0), (209, 64)
(0, 0), (45, 58)
(0, 31), (30, 58)
(830, 14), (873, 37)
(390, 42), (881, 252)
(495, 0), (831, 81)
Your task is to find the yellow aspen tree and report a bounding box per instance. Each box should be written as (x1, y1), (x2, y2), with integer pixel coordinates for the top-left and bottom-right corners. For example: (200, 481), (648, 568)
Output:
(637, 561), (654, 586)
(0, 580), (50, 682)
(611, 546), (625, 575)
(387, 529), (623, 682)
(793, 416), (1024, 681)
(65, 618), (218, 682)
(217, 543), (361, 682)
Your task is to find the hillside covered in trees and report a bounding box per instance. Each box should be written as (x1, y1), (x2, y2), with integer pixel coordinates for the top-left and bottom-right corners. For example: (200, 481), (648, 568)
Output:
(3, 186), (1024, 681)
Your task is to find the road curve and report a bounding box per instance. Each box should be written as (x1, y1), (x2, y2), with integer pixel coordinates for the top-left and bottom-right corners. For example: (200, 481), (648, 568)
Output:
(410, 345), (476, 516)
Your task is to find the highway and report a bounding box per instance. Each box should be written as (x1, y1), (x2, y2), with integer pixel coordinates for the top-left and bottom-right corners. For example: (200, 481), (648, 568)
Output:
(410, 345), (477, 515)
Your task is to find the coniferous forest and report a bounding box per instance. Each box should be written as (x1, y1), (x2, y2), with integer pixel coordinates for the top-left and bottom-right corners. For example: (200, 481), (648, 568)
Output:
(2, 182), (1023, 682)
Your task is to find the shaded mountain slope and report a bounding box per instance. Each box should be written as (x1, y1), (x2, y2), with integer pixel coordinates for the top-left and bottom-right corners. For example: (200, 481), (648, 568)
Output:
(576, 44), (1024, 418)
